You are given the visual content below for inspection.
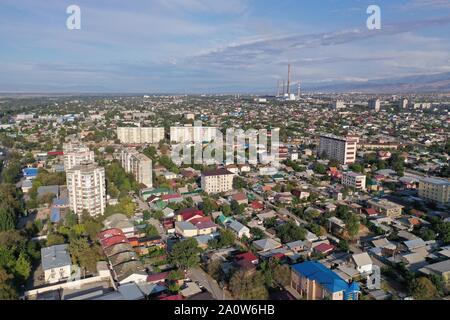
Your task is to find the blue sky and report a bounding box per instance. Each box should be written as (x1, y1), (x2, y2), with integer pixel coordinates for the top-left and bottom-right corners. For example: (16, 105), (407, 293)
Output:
(1, 0), (450, 93)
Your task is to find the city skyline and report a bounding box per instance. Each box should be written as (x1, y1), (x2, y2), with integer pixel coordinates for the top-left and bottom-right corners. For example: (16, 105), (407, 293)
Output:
(2, 0), (450, 93)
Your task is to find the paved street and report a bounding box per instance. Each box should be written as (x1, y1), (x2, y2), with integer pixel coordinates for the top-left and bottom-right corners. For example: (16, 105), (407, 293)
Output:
(187, 267), (232, 300)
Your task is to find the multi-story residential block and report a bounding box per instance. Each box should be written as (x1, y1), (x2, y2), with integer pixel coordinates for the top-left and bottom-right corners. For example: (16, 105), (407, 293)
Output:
(117, 127), (165, 144)
(368, 98), (381, 112)
(201, 168), (234, 194)
(342, 171), (366, 190)
(367, 199), (403, 218)
(331, 100), (346, 110)
(170, 125), (219, 143)
(290, 261), (360, 300)
(399, 98), (408, 109)
(120, 148), (153, 188)
(419, 177), (450, 204)
(318, 134), (358, 164)
(63, 142), (95, 171)
(66, 161), (106, 217)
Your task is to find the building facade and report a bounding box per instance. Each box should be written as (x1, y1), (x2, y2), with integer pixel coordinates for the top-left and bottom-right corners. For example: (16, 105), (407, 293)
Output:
(318, 134), (358, 164)
(419, 177), (450, 204)
(170, 126), (219, 143)
(117, 127), (165, 144)
(369, 98), (381, 112)
(66, 161), (106, 217)
(367, 199), (403, 218)
(120, 148), (153, 188)
(342, 171), (366, 191)
(290, 261), (359, 300)
(201, 169), (234, 194)
(63, 142), (95, 171)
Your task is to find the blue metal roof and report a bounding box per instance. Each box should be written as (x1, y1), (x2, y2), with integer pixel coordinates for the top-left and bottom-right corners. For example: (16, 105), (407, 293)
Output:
(291, 261), (354, 294)
(23, 168), (38, 177)
(50, 207), (61, 223)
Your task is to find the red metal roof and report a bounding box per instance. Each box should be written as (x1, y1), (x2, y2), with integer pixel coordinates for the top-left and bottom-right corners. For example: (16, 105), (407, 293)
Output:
(101, 234), (128, 249)
(98, 228), (125, 241)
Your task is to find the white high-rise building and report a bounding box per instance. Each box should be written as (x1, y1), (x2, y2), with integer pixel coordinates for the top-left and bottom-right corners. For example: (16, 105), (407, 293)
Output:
(369, 98), (381, 112)
(399, 98), (408, 109)
(319, 134), (359, 164)
(66, 161), (106, 217)
(170, 125), (219, 143)
(117, 127), (165, 144)
(63, 142), (95, 171)
(120, 148), (153, 188)
(331, 100), (346, 110)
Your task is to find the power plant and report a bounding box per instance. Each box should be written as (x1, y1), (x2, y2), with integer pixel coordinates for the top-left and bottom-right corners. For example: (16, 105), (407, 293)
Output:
(277, 64), (299, 101)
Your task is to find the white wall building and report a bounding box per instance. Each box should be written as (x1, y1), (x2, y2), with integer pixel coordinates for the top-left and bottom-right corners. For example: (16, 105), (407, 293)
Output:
(63, 142), (95, 171)
(342, 171), (366, 191)
(120, 148), (153, 188)
(170, 125), (219, 143)
(117, 127), (165, 144)
(41, 245), (72, 284)
(67, 161), (106, 217)
(201, 168), (234, 194)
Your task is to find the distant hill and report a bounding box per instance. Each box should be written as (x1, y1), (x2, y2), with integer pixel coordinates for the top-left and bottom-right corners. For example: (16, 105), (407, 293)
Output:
(304, 72), (450, 93)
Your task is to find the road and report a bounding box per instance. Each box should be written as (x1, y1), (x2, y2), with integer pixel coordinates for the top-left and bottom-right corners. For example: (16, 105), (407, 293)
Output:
(187, 267), (231, 300)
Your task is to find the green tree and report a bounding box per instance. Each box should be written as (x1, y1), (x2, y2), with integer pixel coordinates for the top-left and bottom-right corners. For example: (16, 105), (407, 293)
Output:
(69, 237), (102, 274)
(14, 252), (31, 281)
(0, 267), (18, 300)
(46, 233), (66, 246)
(273, 264), (291, 287)
(169, 238), (201, 269)
(411, 277), (439, 300)
(229, 270), (268, 300)
(0, 207), (16, 232)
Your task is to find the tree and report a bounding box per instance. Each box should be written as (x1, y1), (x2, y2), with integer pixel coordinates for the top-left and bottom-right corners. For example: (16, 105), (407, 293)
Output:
(69, 237), (102, 274)
(276, 221), (306, 243)
(145, 224), (159, 237)
(218, 229), (235, 247)
(207, 260), (222, 280)
(222, 204), (231, 216)
(0, 267), (18, 300)
(14, 252), (31, 282)
(346, 214), (360, 239)
(312, 162), (326, 175)
(0, 207), (16, 232)
(411, 277), (439, 300)
(229, 270), (268, 300)
(64, 212), (78, 227)
(273, 264), (291, 287)
(169, 238), (201, 269)
(46, 233), (66, 246)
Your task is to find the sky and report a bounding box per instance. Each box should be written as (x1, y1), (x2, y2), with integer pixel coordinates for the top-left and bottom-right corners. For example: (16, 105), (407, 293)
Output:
(1, 0), (450, 93)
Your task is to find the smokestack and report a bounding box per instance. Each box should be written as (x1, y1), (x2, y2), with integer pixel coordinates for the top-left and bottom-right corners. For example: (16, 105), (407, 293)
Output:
(297, 82), (301, 98)
(282, 80), (285, 96)
(287, 64), (291, 95)
(277, 80), (280, 97)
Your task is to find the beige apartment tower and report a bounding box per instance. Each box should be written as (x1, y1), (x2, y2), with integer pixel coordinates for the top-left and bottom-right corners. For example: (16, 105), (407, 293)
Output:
(63, 142), (95, 171)
(66, 161), (106, 217)
(120, 148), (153, 188)
(419, 177), (450, 204)
(201, 169), (234, 194)
(319, 134), (358, 164)
(117, 127), (165, 144)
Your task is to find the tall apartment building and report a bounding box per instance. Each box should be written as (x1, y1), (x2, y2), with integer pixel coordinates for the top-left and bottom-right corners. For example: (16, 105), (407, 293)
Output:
(399, 98), (408, 109)
(66, 161), (106, 217)
(117, 127), (165, 144)
(201, 168), (234, 194)
(120, 148), (153, 188)
(419, 177), (450, 204)
(318, 134), (358, 164)
(170, 126), (219, 143)
(342, 171), (366, 191)
(368, 98), (381, 112)
(331, 100), (346, 110)
(63, 142), (95, 171)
